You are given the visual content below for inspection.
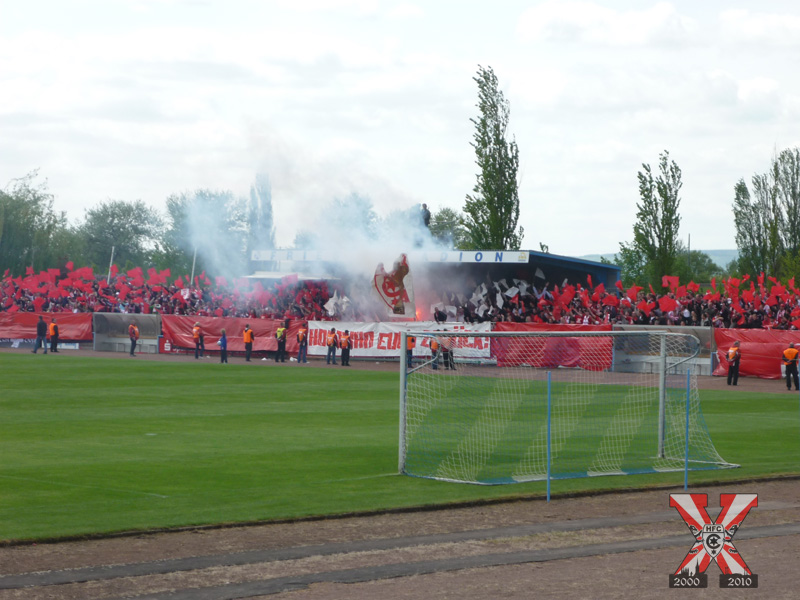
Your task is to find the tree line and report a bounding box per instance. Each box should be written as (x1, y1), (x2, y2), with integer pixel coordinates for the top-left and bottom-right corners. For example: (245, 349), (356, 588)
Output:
(3, 64), (796, 287)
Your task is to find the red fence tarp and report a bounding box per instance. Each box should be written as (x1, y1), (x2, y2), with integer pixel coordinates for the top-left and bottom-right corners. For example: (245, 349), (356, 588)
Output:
(160, 315), (302, 354)
(713, 329), (800, 380)
(0, 312), (93, 341)
(492, 323), (613, 370)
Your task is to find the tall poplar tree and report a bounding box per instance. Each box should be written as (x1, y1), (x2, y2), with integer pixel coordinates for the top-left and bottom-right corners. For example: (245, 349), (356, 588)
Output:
(618, 150), (682, 286)
(462, 65), (523, 250)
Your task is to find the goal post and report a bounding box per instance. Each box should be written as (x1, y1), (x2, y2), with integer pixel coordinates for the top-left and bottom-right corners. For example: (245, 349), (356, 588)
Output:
(399, 329), (737, 485)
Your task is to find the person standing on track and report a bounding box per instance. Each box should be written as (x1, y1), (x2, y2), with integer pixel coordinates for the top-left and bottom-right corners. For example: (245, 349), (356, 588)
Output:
(217, 329), (228, 364)
(340, 330), (351, 366)
(243, 324), (254, 362)
(128, 321), (139, 357)
(49, 318), (59, 353)
(726, 340), (740, 386)
(275, 320), (287, 363)
(326, 327), (338, 365)
(297, 322), (309, 364)
(783, 342), (799, 391)
(32, 315), (47, 354)
(193, 322), (205, 359)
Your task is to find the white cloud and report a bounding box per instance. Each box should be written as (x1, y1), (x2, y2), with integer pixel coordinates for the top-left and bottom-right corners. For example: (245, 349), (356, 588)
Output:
(517, 1), (698, 46)
(720, 8), (800, 45)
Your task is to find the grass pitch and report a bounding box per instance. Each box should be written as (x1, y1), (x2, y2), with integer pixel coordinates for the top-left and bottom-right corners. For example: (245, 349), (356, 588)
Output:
(1, 353), (798, 542)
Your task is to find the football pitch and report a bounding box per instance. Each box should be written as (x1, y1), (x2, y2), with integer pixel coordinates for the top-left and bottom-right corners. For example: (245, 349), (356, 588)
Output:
(1, 353), (798, 542)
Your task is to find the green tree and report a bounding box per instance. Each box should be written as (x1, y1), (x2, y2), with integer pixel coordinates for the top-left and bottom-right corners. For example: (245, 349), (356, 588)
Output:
(159, 189), (248, 277)
(0, 171), (73, 275)
(429, 207), (468, 249)
(246, 173), (276, 269)
(673, 247), (725, 283)
(462, 65), (523, 250)
(78, 199), (163, 270)
(733, 148), (800, 278)
(620, 150), (683, 287)
(612, 242), (648, 286)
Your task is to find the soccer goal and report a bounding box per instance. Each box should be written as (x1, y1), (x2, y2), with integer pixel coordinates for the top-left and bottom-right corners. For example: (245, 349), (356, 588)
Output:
(399, 330), (737, 485)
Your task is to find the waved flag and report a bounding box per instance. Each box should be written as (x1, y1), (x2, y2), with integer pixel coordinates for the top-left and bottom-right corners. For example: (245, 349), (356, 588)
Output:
(373, 253), (415, 317)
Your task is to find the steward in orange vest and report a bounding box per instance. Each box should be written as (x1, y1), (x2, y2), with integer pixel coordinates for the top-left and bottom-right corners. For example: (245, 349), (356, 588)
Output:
(326, 328), (339, 365)
(297, 323), (309, 364)
(430, 337), (440, 370)
(128, 323), (139, 357)
(726, 341), (740, 386)
(406, 335), (416, 367)
(243, 325), (254, 362)
(193, 323), (205, 359)
(340, 330), (351, 366)
(49, 319), (59, 353)
(783, 342), (799, 391)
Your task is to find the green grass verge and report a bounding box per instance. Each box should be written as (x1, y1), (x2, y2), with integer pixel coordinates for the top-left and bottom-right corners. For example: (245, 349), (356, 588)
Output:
(1, 353), (798, 542)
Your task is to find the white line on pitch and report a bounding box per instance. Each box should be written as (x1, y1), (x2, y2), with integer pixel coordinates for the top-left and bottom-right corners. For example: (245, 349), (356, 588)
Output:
(0, 474), (170, 498)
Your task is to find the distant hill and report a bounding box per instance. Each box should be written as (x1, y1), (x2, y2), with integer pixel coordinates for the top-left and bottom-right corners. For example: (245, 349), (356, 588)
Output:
(578, 249), (738, 269)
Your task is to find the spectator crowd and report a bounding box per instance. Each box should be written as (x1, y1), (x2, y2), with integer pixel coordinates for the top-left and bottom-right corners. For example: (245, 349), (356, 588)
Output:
(4, 264), (800, 330)
(430, 273), (800, 330)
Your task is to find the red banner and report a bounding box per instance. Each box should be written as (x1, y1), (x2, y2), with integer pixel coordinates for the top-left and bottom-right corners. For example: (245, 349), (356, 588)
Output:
(713, 329), (800, 380)
(160, 316), (302, 354)
(492, 323), (613, 370)
(0, 312), (93, 341)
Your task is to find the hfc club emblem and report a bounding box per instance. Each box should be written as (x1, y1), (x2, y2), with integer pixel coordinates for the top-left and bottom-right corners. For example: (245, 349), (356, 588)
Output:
(668, 493), (758, 589)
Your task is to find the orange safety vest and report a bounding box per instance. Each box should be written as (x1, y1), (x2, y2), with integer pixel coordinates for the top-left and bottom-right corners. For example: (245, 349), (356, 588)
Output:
(129, 325), (139, 339)
(727, 347), (739, 362)
(327, 332), (337, 347)
(297, 328), (307, 343)
(340, 334), (350, 349)
(192, 326), (200, 339)
(243, 329), (253, 343)
(431, 339), (439, 352)
(407, 336), (416, 350)
(783, 347), (799, 365)
(49, 322), (56, 336)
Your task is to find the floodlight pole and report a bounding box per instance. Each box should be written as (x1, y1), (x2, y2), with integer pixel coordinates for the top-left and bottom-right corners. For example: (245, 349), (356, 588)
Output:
(190, 247), (197, 285)
(106, 246), (115, 284)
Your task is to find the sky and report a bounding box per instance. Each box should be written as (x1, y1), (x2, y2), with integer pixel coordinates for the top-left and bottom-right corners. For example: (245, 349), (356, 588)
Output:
(2, 0), (800, 258)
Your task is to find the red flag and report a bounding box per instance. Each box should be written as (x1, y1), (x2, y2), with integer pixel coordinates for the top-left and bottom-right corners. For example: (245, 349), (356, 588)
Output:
(65, 261), (74, 271)
(792, 319), (800, 330)
(661, 275), (679, 291)
(637, 300), (652, 316)
(587, 274), (593, 290)
(658, 296), (678, 312)
(711, 277), (717, 291)
(174, 277), (184, 289)
(687, 281), (700, 293)
(649, 283), (655, 295)
(675, 285), (687, 298)
(614, 280), (623, 291)
(626, 285), (642, 300)
(602, 295), (619, 307)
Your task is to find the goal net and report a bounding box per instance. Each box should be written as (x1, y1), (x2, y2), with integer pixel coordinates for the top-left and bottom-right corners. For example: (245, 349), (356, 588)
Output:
(399, 330), (737, 485)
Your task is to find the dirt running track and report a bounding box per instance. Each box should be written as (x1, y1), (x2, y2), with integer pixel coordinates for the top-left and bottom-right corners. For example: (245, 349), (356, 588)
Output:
(2, 347), (800, 599)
